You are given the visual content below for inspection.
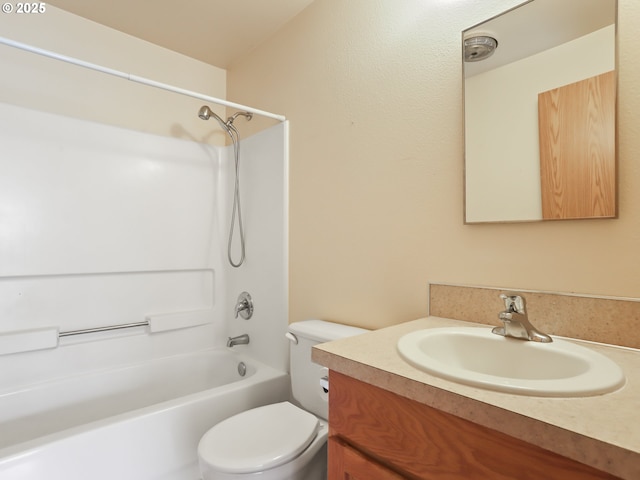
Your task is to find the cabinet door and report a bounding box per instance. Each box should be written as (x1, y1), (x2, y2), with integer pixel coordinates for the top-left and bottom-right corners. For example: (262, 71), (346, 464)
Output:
(329, 437), (406, 480)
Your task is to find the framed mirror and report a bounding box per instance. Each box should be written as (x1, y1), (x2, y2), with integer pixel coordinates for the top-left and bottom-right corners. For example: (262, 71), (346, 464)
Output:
(463, 0), (617, 224)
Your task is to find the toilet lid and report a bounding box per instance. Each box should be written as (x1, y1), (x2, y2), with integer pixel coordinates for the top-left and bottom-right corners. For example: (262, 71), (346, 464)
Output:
(198, 401), (320, 474)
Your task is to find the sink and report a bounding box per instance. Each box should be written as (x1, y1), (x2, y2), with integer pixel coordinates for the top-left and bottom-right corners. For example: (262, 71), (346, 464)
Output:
(397, 327), (625, 397)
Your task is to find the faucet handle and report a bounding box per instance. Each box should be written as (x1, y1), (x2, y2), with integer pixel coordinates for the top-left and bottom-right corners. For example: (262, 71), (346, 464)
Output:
(234, 292), (253, 320)
(500, 293), (526, 314)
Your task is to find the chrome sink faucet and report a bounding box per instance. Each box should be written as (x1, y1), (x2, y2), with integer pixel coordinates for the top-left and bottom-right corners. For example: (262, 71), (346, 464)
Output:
(492, 293), (552, 343)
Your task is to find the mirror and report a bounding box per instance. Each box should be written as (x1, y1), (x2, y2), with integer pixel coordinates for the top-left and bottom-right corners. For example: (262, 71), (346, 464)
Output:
(463, 0), (617, 223)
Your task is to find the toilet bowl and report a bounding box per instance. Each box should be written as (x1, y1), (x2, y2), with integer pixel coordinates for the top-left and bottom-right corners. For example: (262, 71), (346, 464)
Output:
(197, 320), (367, 480)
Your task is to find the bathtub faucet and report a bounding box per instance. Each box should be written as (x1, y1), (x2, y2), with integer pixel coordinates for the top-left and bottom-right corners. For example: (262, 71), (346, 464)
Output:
(234, 292), (253, 319)
(227, 334), (250, 347)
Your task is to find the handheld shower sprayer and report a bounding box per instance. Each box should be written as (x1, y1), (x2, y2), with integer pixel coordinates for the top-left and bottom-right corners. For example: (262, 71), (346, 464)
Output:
(198, 105), (224, 122)
(198, 105), (253, 268)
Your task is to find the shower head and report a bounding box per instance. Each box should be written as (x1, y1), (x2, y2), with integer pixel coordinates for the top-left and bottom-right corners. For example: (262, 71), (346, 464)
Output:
(197, 105), (253, 128)
(198, 105), (227, 125)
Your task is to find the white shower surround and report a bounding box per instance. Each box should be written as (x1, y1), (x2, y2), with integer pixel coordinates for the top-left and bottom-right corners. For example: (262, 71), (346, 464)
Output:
(0, 100), (289, 391)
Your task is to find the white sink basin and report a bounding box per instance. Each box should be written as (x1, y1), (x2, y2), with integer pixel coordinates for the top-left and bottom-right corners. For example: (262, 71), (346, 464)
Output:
(397, 327), (625, 397)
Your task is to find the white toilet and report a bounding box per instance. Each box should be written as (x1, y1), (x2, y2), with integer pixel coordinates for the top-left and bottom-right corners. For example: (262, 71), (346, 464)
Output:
(197, 320), (367, 480)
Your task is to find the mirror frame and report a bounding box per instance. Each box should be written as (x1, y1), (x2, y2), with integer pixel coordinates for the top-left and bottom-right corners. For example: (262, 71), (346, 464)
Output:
(462, 0), (618, 224)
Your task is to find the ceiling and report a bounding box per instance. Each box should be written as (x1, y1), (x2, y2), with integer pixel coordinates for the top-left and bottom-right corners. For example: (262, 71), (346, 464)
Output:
(46, 0), (316, 68)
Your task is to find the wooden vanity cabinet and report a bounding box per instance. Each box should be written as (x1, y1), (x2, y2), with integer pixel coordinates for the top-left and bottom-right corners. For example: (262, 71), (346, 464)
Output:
(328, 371), (619, 480)
(329, 436), (406, 480)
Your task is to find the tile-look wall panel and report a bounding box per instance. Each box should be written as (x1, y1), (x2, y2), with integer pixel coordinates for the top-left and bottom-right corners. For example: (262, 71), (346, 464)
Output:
(429, 284), (640, 349)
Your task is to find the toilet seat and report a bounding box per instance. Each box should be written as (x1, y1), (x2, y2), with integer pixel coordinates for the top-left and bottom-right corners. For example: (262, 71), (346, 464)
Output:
(198, 401), (320, 474)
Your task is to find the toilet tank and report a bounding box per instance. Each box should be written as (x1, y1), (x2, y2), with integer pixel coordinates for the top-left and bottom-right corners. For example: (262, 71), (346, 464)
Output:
(287, 320), (368, 420)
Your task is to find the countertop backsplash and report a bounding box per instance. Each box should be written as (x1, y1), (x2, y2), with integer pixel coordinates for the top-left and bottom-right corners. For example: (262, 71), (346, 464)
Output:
(429, 283), (640, 349)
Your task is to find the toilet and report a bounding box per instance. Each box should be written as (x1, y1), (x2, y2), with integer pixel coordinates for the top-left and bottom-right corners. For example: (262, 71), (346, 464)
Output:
(197, 320), (368, 480)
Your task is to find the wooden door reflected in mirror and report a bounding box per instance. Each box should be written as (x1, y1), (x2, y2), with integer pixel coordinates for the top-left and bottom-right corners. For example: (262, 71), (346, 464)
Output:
(538, 71), (616, 219)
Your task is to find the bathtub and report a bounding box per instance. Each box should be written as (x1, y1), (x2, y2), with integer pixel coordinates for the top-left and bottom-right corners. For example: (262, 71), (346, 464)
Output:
(0, 348), (290, 479)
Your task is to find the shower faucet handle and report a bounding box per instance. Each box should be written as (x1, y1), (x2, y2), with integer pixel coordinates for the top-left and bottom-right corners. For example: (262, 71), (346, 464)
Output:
(234, 291), (253, 320)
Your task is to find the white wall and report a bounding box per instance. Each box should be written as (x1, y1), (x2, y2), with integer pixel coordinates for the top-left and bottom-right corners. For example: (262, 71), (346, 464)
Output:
(465, 25), (615, 222)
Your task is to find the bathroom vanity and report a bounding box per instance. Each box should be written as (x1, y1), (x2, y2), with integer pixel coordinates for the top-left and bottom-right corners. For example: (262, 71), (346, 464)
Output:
(313, 317), (640, 479)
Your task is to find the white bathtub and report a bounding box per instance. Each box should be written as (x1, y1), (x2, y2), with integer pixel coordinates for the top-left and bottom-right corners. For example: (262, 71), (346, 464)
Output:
(0, 348), (290, 479)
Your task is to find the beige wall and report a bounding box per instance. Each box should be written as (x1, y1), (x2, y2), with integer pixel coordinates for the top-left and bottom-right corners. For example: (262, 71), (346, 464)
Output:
(0, 6), (228, 144)
(228, 0), (640, 330)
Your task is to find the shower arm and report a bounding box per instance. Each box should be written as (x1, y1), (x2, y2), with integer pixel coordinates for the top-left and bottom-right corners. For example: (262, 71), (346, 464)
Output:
(227, 112), (253, 124)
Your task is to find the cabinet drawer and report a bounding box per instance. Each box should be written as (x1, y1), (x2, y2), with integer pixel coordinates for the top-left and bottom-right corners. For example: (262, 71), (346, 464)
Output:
(329, 436), (406, 480)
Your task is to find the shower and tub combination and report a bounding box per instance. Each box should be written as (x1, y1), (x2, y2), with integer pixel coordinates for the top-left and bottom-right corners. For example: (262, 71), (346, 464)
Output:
(0, 37), (290, 479)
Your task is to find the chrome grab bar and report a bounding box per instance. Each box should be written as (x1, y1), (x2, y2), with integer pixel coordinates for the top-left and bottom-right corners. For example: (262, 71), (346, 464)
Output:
(58, 321), (149, 338)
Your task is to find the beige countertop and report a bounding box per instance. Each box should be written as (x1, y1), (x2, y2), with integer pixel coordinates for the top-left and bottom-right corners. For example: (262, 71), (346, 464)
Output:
(312, 316), (640, 480)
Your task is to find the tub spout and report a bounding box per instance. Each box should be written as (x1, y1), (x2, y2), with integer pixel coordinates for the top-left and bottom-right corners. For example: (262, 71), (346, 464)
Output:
(227, 334), (250, 347)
